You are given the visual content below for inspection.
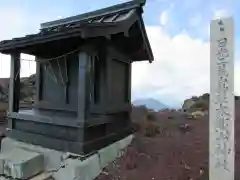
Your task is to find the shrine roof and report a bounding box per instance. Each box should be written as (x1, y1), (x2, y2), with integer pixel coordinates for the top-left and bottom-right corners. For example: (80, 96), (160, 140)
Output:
(0, 0), (153, 62)
(40, 0), (145, 30)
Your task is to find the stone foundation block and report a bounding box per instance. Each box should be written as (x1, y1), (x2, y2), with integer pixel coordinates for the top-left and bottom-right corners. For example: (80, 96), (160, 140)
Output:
(0, 134), (134, 180)
(53, 154), (101, 180)
(0, 148), (44, 179)
(1, 137), (65, 171)
(98, 143), (118, 168)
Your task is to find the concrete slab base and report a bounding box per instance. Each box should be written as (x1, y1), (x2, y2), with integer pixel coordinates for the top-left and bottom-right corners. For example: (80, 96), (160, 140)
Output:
(1, 137), (66, 172)
(0, 134), (134, 180)
(0, 148), (44, 179)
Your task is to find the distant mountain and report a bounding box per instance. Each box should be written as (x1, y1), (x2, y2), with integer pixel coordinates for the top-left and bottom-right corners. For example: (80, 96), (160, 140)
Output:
(132, 98), (168, 111)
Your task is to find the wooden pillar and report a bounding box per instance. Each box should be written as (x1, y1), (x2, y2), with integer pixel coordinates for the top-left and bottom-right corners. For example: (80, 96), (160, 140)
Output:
(8, 52), (20, 128)
(127, 63), (132, 103)
(106, 57), (110, 106)
(35, 58), (42, 103)
(125, 61), (132, 127)
(77, 51), (91, 122)
(102, 52), (108, 107)
(97, 38), (108, 107)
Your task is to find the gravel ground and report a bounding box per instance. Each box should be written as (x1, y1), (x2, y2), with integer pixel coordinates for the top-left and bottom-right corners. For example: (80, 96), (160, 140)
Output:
(97, 103), (240, 180)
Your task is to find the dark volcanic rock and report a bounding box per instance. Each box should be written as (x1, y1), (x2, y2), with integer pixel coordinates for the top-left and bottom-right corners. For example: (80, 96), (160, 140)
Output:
(0, 74), (36, 103)
(0, 78), (9, 102)
(182, 93), (240, 113)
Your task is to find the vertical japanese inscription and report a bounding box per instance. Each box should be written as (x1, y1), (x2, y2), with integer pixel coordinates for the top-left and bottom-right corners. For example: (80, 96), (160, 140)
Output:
(210, 17), (234, 180)
(214, 37), (231, 171)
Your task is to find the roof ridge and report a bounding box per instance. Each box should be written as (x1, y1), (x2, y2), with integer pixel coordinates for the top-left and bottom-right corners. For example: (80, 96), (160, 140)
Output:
(40, 0), (145, 29)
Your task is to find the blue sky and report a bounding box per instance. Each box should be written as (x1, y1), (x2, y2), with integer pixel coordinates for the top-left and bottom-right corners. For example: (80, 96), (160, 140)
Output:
(0, 0), (237, 108)
(0, 0), (235, 39)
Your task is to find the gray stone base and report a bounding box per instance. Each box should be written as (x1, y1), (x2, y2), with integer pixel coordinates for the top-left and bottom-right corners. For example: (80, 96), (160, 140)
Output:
(0, 148), (44, 179)
(0, 134), (134, 180)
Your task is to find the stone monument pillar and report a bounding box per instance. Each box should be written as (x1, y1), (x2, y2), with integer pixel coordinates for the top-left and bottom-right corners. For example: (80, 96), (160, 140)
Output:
(210, 17), (235, 180)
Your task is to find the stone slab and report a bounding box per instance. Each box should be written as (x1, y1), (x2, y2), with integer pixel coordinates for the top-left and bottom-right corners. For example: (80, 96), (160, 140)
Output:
(1, 137), (66, 171)
(0, 134), (134, 180)
(98, 143), (118, 168)
(52, 158), (84, 180)
(98, 134), (134, 168)
(0, 148), (44, 179)
(29, 172), (53, 180)
(53, 154), (101, 180)
(84, 154), (102, 180)
(118, 134), (133, 151)
(0, 173), (53, 180)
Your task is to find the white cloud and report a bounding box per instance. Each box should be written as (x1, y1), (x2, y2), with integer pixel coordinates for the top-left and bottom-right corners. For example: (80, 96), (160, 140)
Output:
(160, 11), (168, 25)
(0, 8), (28, 40)
(159, 3), (175, 27)
(213, 9), (231, 19)
(0, 54), (36, 78)
(0, 7), (37, 78)
(132, 26), (239, 107)
(189, 13), (202, 27)
(182, 0), (202, 9)
(0, 54), (10, 77)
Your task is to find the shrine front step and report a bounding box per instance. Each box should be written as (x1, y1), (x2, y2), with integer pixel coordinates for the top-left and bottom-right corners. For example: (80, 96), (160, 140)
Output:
(0, 134), (134, 180)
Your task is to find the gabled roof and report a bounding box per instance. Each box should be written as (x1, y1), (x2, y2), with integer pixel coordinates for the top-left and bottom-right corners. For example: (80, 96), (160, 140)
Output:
(0, 0), (153, 62)
(40, 0), (146, 30)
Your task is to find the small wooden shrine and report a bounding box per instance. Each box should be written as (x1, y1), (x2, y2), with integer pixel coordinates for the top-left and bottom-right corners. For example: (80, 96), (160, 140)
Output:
(0, 0), (153, 154)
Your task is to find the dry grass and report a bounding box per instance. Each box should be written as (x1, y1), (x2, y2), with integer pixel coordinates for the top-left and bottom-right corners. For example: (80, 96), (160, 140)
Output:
(142, 120), (160, 137)
(133, 111), (160, 137)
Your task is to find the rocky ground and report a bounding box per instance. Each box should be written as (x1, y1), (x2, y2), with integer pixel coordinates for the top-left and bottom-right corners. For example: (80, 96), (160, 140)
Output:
(95, 100), (240, 180)
(0, 112), (210, 180)
(0, 75), (35, 120)
(0, 74), (36, 103)
(96, 115), (208, 180)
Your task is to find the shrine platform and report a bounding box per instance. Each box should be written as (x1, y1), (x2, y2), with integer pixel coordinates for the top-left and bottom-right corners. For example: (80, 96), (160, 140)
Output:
(0, 134), (133, 180)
